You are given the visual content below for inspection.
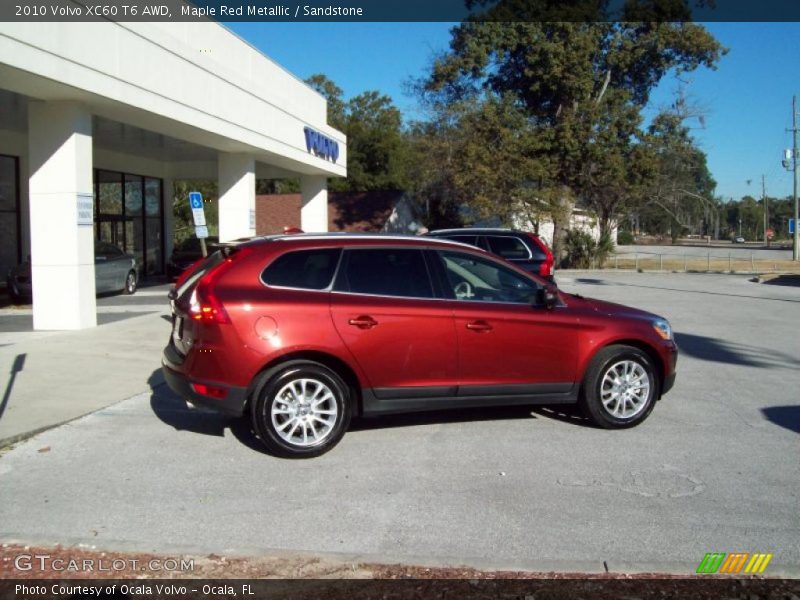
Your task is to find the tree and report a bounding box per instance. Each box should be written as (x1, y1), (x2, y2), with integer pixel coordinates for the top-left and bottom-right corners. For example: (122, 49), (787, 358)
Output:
(641, 106), (717, 241)
(304, 75), (410, 193)
(342, 91), (410, 192)
(422, 13), (725, 238)
(305, 74), (346, 130)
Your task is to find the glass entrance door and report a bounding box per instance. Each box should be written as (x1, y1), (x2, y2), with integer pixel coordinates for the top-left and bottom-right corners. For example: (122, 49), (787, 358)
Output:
(96, 217), (131, 248)
(94, 169), (164, 277)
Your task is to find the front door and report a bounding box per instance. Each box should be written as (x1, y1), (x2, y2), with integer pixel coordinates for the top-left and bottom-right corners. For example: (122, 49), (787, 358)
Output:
(330, 247), (458, 401)
(433, 249), (580, 396)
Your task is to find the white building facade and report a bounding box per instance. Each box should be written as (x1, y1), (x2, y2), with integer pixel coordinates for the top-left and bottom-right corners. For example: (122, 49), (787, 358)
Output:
(0, 21), (345, 330)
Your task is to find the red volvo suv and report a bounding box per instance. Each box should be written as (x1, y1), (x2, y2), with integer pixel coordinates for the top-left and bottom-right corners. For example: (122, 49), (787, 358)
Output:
(163, 234), (677, 458)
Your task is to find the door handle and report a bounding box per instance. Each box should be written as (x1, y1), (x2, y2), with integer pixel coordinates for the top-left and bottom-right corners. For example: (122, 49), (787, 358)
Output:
(466, 320), (493, 332)
(348, 316), (378, 329)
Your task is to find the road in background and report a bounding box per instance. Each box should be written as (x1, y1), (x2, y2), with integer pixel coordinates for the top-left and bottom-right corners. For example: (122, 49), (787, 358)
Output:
(616, 244), (792, 260)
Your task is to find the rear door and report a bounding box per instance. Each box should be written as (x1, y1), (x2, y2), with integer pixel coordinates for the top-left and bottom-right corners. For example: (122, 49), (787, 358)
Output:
(485, 234), (538, 272)
(330, 247), (458, 400)
(94, 242), (118, 293)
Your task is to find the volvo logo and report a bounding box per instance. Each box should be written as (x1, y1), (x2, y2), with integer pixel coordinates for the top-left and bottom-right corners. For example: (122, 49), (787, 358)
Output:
(303, 127), (339, 163)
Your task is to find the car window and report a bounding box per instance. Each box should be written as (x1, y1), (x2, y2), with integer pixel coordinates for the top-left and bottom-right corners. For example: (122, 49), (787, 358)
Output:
(438, 250), (539, 304)
(335, 248), (434, 299)
(261, 248), (342, 290)
(486, 236), (531, 260)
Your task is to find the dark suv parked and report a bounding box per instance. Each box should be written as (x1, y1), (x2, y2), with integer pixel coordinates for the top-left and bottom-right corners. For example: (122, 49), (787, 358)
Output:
(426, 228), (555, 280)
(163, 233), (677, 458)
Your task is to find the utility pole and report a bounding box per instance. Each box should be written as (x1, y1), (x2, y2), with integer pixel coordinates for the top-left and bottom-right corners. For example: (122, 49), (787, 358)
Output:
(793, 96), (799, 260)
(762, 174), (768, 246)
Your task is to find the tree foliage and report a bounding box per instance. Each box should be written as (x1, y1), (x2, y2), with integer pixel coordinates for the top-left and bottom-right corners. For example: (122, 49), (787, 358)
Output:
(640, 104), (717, 240)
(305, 74), (410, 192)
(417, 14), (726, 246)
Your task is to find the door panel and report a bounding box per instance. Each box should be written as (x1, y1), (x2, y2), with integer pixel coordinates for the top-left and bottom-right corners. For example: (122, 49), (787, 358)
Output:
(330, 293), (458, 394)
(434, 250), (580, 391)
(454, 303), (579, 389)
(330, 248), (458, 396)
(94, 255), (113, 293)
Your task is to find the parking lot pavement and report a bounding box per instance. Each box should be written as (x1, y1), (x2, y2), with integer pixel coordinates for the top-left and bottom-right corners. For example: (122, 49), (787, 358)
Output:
(0, 272), (798, 575)
(0, 286), (171, 444)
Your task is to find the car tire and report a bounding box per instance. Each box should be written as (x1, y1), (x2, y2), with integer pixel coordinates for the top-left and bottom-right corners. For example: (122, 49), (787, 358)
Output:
(124, 270), (137, 295)
(579, 344), (658, 429)
(250, 361), (351, 458)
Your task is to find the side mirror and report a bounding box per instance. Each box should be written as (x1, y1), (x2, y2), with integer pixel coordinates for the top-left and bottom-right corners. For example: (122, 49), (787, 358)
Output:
(537, 284), (559, 310)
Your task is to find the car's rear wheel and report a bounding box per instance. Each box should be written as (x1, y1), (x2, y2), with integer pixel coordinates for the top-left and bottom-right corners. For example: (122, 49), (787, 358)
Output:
(124, 270), (137, 295)
(251, 361), (351, 458)
(580, 345), (657, 429)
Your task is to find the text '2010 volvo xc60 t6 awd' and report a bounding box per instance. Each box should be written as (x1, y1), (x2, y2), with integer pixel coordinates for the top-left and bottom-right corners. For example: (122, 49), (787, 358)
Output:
(163, 234), (677, 458)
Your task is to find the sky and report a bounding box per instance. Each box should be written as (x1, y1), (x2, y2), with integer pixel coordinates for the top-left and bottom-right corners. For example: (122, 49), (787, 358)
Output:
(227, 22), (800, 201)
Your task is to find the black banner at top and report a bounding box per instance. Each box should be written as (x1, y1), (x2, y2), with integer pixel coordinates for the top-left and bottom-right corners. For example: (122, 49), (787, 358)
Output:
(2, 0), (800, 22)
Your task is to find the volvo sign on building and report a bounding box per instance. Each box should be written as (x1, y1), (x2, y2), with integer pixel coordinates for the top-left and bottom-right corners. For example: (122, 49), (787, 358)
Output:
(0, 21), (347, 330)
(303, 127), (340, 162)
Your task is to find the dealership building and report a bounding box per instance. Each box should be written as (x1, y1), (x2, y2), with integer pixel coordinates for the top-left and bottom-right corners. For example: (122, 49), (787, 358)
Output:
(0, 21), (346, 330)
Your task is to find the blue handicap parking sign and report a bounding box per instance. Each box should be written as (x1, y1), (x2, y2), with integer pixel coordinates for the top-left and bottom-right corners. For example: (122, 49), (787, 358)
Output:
(189, 192), (203, 209)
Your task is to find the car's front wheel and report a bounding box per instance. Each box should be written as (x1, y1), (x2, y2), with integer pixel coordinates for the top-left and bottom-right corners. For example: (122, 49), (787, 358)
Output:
(580, 345), (658, 428)
(251, 361), (351, 458)
(124, 270), (137, 295)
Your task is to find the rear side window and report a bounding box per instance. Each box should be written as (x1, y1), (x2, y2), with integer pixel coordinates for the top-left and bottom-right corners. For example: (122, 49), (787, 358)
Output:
(335, 249), (434, 299)
(486, 236), (532, 260)
(262, 248), (342, 290)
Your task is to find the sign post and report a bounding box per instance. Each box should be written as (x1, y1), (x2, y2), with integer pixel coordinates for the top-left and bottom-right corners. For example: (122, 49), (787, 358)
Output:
(189, 192), (208, 257)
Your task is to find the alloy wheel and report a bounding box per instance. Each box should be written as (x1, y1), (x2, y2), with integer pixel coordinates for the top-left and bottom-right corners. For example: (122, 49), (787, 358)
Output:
(600, 360), (651, 419)
(270, 377), (339, 447)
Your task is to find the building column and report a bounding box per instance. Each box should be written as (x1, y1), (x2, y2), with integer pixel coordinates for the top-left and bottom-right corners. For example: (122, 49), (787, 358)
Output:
(300, 175), (328, 233)
(218, 153), (255, 242)
(28, 101), (96, 330)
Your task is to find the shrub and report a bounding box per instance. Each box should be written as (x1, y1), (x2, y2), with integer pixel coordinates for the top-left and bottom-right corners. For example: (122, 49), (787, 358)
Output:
(617, 230), (634, 245)
(562, 229), (615, 269)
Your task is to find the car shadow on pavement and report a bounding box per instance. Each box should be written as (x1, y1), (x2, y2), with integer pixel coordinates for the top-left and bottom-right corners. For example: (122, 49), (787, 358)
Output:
(572, 278), (608, 285)
(761, 275), (800, 287)
(674, 332), (800, 370)
(761, 405), (800, 434)
(147, 370), (598, 456)
(147, 369), (265, 454)
(349, 403), (595, 431)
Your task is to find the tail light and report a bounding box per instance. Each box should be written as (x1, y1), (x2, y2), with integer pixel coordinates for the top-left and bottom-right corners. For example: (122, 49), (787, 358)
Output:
(527, 234), (554, 278)
(189, 247), (251, 324)
(192, 383), (229, 399)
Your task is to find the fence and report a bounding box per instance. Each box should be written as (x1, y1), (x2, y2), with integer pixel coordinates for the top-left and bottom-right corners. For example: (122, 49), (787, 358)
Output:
(599, 251), (800, 275)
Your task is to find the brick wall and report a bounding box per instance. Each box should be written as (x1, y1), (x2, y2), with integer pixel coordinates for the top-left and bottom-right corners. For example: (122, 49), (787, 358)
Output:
(255, 194), (302, 235)
(255, 191), (402, 235)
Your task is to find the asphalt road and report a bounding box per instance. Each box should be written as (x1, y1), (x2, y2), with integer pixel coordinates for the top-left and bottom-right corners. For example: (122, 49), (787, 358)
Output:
(615, 244), (793, 260)
(0, 272), (798, 575)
